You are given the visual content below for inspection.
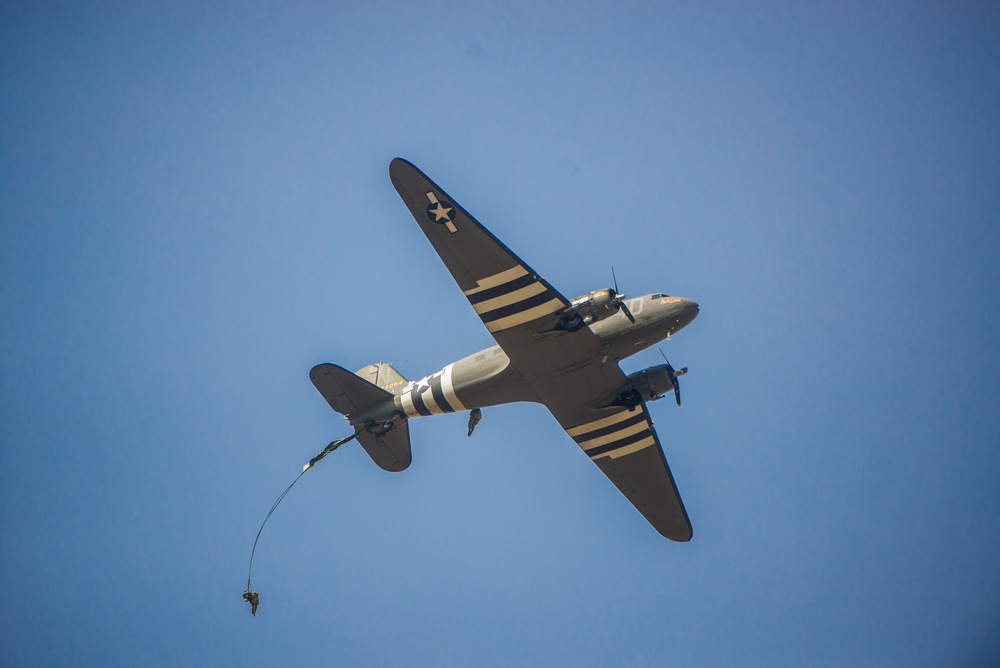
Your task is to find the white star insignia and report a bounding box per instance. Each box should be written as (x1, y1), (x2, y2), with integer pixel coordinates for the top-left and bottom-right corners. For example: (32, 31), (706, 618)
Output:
(425, 191), (459, 233)
(429, 202), (453, 222)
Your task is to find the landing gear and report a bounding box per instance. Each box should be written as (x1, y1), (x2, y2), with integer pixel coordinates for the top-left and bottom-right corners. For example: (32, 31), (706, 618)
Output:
(366, 411), (405, 444)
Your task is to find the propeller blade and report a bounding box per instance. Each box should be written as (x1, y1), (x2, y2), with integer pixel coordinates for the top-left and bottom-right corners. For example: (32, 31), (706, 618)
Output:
(659, 348), (684, 407)
(611, 266), (635, 324)
(620, 300), (636, 323)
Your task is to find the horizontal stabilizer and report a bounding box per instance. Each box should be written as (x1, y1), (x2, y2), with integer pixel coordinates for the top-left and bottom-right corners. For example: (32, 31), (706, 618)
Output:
(309, 363), (412, 472)
(357, 422), (412, 473)
(310, 363), (393, 420)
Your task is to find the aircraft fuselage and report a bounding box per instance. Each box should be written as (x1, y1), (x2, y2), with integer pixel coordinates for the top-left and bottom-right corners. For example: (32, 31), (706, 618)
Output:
(369, 294), (699, 424)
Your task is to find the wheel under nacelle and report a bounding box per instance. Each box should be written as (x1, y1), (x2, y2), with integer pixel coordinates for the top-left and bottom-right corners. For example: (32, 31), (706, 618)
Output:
(608, 362), (686, 409)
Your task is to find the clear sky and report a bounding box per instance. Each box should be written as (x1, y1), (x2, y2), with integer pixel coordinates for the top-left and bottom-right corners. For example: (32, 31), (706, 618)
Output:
(2, 2), (999, 666)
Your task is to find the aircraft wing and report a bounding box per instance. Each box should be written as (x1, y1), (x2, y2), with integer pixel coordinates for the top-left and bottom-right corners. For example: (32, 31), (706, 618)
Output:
(553, 402), (692, 541)
(389, 158), (567, 330)
(390, 158), (691, 540)
(389, 158), (623, 399)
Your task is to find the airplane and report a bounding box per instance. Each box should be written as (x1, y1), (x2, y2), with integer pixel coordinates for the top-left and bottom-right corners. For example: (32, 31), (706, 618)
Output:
(310, 158), (700, 541)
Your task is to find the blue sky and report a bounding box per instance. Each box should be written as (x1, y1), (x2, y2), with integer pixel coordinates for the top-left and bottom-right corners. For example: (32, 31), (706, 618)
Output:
(2, 2), (999, 666)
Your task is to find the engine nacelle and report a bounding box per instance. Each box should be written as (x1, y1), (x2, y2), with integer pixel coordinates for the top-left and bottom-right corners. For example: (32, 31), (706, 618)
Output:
(555, 288), (620, 332)
(608, 365), (674, 409)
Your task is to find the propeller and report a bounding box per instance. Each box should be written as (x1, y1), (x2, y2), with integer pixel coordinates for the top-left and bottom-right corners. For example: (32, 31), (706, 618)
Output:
(611, 267), (635, 323)
(659, 348), (688, 406)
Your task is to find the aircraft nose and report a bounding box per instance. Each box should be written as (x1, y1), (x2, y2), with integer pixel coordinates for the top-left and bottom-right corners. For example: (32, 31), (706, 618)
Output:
(677, 298), (699, 326)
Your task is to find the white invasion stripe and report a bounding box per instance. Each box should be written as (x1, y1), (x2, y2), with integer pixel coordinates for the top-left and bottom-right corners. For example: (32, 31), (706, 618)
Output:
(420, 379), (443, 415)
(420, 388), (441, 414)
(472, 281), (547, 314)
(566, 410), (638, 437)
(485, 298), (563, 333)
(463, 266), (528, 296)
(400, 387), (419, 418)
(442, 363), (466, 412)
(604, 435), (657, 459)
(576, 419), (649, 449)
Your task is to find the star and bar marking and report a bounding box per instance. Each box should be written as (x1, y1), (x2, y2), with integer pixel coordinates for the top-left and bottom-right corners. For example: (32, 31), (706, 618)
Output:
(425, 191), (458, 233)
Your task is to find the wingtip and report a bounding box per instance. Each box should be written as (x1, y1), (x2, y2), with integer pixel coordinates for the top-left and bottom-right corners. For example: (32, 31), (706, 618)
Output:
(657, 522), (693, 542)
(671, 526), (694, 542)
(389, 156), (414, 172)
(388, 157), (418, 186)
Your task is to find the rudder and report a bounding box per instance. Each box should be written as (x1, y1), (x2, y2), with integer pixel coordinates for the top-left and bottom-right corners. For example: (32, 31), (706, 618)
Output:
(354, 362), (408, 395)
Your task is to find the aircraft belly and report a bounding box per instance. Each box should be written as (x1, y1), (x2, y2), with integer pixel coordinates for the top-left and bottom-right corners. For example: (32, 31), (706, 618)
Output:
(394, 349), (539, 419)
(600, 331), (649, 361)
(596, 321), (673, 361)
(455, 369), (539, 409)
(451, 350), (540, 408)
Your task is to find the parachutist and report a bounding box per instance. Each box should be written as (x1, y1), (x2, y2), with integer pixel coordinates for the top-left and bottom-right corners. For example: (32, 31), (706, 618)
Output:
(467, 408), (482, 436)
(244, 431), (359, 620)
(243, 589), (259, 616)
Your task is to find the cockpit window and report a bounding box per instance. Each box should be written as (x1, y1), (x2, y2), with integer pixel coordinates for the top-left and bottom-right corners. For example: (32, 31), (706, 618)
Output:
(651, 293), (670, 299)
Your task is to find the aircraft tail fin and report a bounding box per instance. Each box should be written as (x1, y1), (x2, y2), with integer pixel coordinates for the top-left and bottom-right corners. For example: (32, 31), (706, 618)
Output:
(354, 362), (408, 395)
(309, 363), (412, 472)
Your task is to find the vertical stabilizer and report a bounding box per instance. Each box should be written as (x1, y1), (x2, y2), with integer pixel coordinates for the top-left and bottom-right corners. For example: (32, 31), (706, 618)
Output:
(355, 362), (408, 395)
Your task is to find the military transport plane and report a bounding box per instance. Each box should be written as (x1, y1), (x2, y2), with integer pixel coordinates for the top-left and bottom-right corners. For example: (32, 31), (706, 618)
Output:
(310, 158), (700, 541)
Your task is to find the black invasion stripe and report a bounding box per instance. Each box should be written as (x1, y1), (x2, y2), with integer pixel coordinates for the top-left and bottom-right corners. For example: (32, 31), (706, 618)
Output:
(466, 272), (536, 305)
(478, 290), (557, 324)
(584, 429), (651, 458)
(572, 412), (647, 444)
(411, 389), (433, 417)
(429, 376), (454, 413)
